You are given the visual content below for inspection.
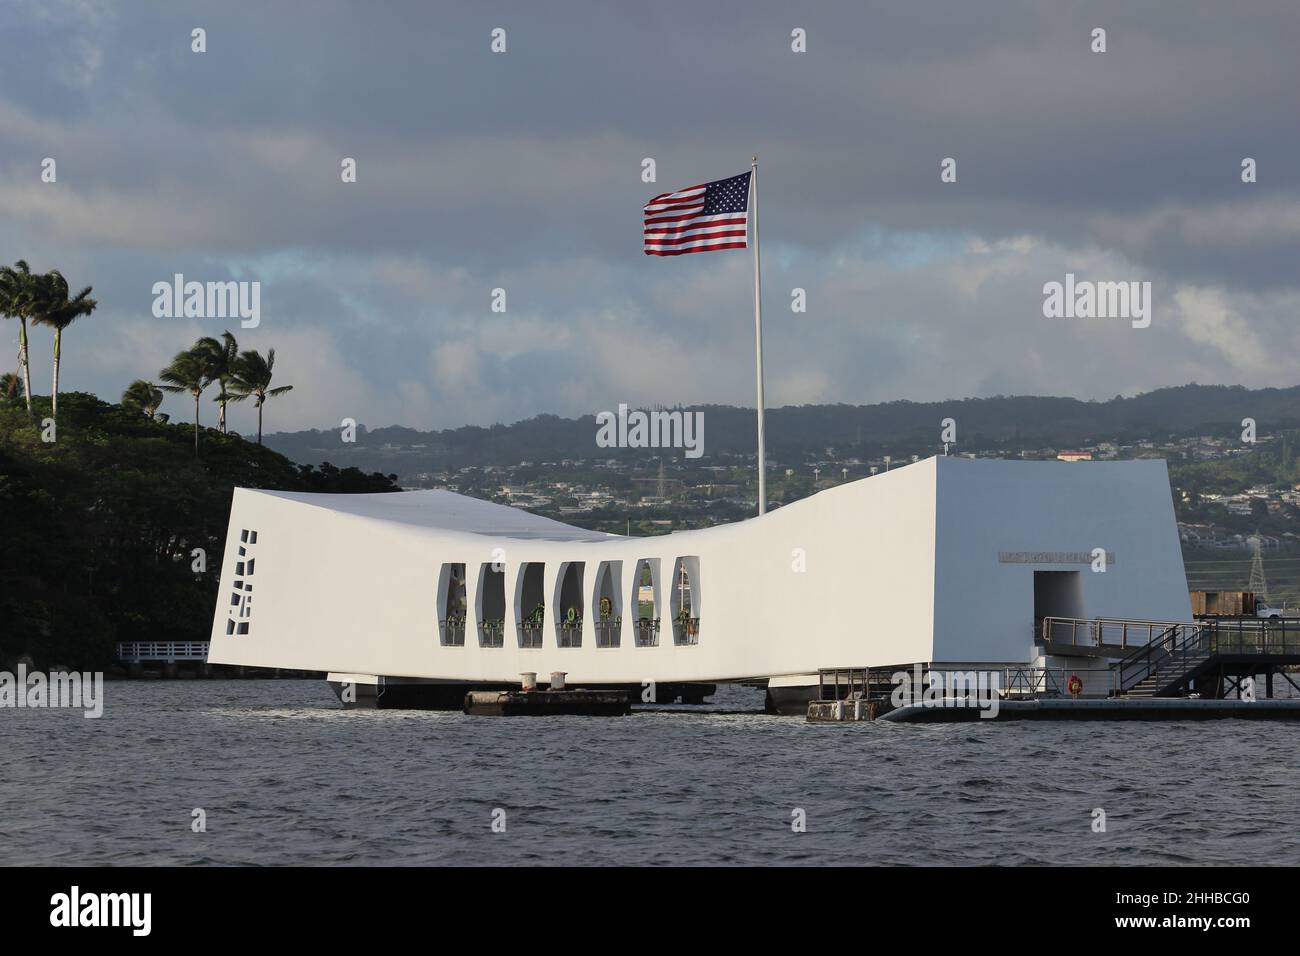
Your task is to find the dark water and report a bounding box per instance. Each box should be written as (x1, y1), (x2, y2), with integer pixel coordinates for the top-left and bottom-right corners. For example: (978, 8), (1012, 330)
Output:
(4, 680), (1297, 866)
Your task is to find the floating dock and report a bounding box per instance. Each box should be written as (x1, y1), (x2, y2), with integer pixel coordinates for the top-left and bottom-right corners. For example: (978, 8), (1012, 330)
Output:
(327, 675), (714, 709)
(463, 689), (631, 717)
(805, 620), (1300, 722)
(880, 698), (1300, 722)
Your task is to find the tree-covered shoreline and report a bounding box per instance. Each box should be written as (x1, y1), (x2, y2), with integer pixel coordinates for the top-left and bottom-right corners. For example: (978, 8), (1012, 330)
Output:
(0, 391), (397, 670)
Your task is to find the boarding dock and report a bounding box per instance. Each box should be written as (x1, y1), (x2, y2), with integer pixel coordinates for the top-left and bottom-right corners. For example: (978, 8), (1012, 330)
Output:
(807, 616), (1300, 722)
(881, 697), (1300, 721)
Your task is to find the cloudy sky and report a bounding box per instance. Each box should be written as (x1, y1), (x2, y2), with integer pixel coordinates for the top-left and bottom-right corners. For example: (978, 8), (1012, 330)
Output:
(2, 1), (1298, 433)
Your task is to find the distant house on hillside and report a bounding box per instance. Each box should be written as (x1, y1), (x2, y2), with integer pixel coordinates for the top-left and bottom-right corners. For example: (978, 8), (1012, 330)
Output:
(1057, 451), (1093, 462)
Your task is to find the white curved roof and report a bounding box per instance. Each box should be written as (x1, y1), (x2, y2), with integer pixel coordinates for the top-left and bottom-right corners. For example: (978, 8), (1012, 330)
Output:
(253, 488), (613, 541)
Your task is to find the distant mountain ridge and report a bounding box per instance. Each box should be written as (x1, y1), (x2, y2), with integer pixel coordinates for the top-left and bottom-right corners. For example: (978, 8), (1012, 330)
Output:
(264, 384), (1300, 474)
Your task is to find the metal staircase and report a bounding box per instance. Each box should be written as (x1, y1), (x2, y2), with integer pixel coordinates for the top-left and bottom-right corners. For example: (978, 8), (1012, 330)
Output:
(1114, 618), (1300, 698)
(1114, 623), (1211, 697)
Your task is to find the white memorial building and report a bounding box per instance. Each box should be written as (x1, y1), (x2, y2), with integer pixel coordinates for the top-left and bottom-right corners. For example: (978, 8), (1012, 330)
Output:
(207, 456), (1192, 711)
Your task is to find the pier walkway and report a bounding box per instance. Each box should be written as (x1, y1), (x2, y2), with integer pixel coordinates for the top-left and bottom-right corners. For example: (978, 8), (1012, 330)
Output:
(1114, 618), (1300, 699)
(806, 617), (1300, 721)
(1037, 615), (1300, 698)
(116, 641), (210, 663)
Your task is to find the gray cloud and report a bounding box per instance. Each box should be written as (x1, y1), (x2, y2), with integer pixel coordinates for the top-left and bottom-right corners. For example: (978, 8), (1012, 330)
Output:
(1, 0), (1297, 432)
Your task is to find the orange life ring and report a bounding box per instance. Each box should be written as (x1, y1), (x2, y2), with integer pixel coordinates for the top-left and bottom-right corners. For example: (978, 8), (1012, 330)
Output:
(1067, 674), (1083, 696)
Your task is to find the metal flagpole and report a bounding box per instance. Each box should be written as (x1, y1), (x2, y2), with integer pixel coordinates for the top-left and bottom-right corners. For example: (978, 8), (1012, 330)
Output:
(750, 156), (767, 516)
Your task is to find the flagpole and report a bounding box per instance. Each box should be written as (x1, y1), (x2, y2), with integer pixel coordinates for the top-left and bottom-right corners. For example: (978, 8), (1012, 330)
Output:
(750, 156), (767, 516)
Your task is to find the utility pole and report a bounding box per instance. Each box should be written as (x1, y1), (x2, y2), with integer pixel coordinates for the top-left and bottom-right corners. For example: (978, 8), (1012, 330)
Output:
(1248, 534), (1269, 602)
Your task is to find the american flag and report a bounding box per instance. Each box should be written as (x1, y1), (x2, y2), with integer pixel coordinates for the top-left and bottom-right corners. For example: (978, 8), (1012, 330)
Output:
(643, 171), (751, 256)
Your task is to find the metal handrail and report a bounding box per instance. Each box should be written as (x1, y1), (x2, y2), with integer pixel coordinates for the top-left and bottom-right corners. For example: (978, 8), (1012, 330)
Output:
(518, 623), (543, 649)
(1114, 623), (1209, 693)
(816, 667), (872, 702)
(478, 619), (505, 648)
(556, 621), (583, 648)
(1003, 667), (1067, 697)
(439, 617), (467, 646)
(1040, 616), (1198, 650)
(594, 617), (622, 648)
(634, 618), (660, 647)
(672, 615), (701, 646)
(1110, 617), (1300, 695)
(1202, 617), (1300, 655)
(116, 641), (210, 661)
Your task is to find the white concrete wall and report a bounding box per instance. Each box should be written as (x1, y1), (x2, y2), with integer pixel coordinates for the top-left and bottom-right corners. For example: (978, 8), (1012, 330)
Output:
(931, 457), (1192, 664)
(208, 460), (939, 682)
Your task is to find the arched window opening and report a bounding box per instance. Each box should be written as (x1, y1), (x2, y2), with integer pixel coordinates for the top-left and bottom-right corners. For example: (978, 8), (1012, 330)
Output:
(632, 558), (660, 647)
(477, 562), (506, 648)
(438, 562), (467, 646)
(593, 560), (622, 648)
(516, 562), (545, 649)
(670, 556), (700, 646)
(555, 562), (586, 648)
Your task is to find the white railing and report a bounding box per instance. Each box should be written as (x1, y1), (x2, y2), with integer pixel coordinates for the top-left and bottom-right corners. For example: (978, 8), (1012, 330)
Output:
(1002, 666), (1068, 697)
(116, 641), (210, 662)
(1040, 617), (1196, 650)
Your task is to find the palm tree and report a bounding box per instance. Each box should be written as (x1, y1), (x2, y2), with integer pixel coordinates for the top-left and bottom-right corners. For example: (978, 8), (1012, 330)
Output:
(121, 379), (164, 419)
(1, 371), (22, 401)
(228, 348), (293, 444)
(157, 348), (211, 455)
(0, 260), (39, 418)
(32, 269), (96, 424)
(195, 331), (238, 433)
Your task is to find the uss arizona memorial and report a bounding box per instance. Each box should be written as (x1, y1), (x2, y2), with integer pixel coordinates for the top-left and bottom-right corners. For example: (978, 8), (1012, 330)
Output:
(207, 455), (1194, 712)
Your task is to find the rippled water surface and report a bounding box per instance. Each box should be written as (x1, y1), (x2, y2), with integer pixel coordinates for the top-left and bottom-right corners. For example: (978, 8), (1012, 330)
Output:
(3, 679), (1297, 865)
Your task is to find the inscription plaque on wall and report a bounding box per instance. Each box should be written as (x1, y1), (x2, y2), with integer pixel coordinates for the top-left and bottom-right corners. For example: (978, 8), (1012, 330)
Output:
(997, 551), (1115, 566)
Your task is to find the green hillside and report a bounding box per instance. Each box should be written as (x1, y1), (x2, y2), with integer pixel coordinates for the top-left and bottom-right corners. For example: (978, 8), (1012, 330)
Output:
(0, 391), (397, 669)
(264, 384), (1300, 476)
